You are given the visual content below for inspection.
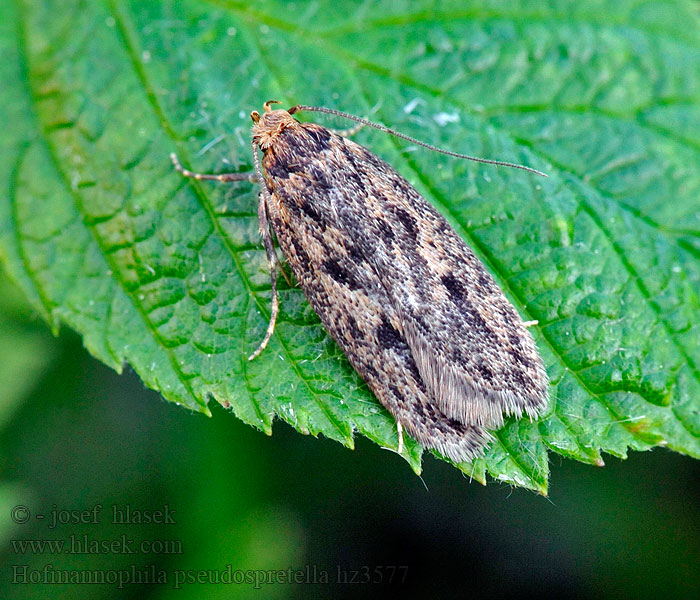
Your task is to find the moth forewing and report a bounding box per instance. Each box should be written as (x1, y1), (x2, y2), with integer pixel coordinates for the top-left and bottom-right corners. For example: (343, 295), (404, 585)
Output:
(174, 101), (549, 464)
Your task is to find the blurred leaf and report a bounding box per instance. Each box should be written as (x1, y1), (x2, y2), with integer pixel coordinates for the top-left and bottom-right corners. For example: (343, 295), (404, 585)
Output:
(0, 271), (56, 428)
(0, 482), (31, 545)
(1, 0), (699, 492)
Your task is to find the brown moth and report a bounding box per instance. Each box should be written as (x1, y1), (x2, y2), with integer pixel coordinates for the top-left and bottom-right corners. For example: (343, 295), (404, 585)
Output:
(172, 101), (549, 463)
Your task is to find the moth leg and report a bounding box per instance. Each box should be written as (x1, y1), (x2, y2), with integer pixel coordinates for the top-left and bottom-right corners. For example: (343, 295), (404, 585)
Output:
(522, 320), (539, 328)
(396, 420), (404, 455)
(170, 153), (256, 182)
(275, 248), (293, 287)
(256, 192), (292, 287)
(248, 192), (280, 361)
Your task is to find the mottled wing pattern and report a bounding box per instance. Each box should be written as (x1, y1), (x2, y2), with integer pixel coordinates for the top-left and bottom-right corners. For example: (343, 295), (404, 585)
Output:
(327, 131), (550, 429)
(260, 119), (548, 461)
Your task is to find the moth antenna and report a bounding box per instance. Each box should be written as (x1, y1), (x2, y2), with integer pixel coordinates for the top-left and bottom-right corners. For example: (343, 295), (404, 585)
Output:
(288, 104), (547, 177)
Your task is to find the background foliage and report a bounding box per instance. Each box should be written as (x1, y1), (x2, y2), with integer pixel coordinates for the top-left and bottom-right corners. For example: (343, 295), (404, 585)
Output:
(1, 0), (699, 596)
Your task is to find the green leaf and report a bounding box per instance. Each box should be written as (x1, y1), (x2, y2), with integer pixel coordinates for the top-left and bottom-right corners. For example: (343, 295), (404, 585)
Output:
(2, 0), (699, 493)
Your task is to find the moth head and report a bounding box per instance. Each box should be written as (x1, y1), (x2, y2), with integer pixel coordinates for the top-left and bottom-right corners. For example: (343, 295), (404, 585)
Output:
(251, 100), (297, 149)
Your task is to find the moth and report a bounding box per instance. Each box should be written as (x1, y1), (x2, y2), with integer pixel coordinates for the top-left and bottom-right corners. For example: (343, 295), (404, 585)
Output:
(172, 101), (549, 463)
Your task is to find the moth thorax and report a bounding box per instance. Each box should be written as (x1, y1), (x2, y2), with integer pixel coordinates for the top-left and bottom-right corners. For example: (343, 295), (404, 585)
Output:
(252, 109), (297, 150)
